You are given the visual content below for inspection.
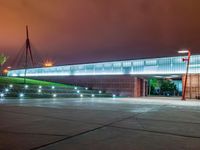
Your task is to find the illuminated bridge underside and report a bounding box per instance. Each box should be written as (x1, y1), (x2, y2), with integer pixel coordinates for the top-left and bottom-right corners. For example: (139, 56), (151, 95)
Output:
(8, 55), (200, 98)
(8, 55), (200, 77)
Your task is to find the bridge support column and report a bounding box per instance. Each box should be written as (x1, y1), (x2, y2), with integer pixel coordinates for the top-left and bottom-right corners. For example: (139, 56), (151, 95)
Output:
(182, 74), (200, 99)
(133, 77), (146, 97)
(143, 79), (147, 97)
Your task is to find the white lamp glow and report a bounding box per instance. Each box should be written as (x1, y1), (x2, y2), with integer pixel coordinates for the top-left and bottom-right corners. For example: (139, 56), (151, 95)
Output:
(53, 94), (57, 97)
(178, 50), (189, 54)
(0, 93), (5, 98)
(19, 93), (24, 98)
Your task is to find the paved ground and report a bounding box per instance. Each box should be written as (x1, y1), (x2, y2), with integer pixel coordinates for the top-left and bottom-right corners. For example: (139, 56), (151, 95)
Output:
(1, 97), (200, 150)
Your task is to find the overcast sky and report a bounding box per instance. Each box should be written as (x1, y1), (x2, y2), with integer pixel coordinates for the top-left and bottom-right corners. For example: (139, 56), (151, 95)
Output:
(0, 0), (200, 65)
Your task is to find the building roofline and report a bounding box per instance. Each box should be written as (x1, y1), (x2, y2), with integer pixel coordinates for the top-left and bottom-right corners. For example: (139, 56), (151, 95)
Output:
(45, 53), (199, 67)
(11, 53), (200, 71)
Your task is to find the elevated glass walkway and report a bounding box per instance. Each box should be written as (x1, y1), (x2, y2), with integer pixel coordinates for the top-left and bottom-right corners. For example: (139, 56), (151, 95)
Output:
(8, 55), (200, 77)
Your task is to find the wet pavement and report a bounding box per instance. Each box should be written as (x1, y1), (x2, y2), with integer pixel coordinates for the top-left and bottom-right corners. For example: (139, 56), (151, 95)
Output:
(1, 97), (200, 150)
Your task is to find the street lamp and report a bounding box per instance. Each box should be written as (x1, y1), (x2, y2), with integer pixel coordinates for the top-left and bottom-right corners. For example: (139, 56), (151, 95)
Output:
(178, 49), (191, 101)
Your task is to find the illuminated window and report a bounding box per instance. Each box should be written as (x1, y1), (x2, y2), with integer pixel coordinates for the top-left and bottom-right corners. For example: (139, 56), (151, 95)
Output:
(122, 61), (132, 67)
(113, 62), (122, 67)
(134, 60), (144, 66)
(145, 59), (157, 66)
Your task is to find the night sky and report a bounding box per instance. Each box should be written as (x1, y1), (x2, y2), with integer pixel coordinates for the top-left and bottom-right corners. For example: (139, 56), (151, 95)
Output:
(0, 0), (200, 65)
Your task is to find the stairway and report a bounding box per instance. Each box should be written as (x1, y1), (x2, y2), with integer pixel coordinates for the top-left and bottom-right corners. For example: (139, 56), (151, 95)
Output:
(0, 84), (115, 99)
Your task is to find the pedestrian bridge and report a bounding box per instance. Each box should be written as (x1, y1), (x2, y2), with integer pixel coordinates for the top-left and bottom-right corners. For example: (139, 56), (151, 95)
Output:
(7, 55), (200, 98)
(7, 55), (200, 77)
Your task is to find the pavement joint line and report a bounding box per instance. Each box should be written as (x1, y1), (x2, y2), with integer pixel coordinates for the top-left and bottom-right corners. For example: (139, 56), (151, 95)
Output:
(31, 109), (151, 150)
(0, 130), (67, 137)
(30, 113), (142, 150)
(30, 126), (113, 150)
(3, 101), (200, 149)
(132, 104), (200, 125)
(0, 109), (107, 126)
(134, 117), (200, 125)
(130, 104), (169, 131)
(135, 116), (146, 130)
(110, 125), (200, 139)
(0, 104), (135, 113)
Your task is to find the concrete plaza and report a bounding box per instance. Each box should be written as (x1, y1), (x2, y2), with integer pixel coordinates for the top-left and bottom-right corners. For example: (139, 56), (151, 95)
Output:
(1, 97), (200, 150)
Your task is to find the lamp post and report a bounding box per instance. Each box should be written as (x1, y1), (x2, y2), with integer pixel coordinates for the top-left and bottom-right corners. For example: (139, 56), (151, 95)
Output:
(178, 49), (191, 101)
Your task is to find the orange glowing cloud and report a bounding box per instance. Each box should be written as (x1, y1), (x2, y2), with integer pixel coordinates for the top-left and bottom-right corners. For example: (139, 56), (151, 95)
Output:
(0, 0), (200, 65)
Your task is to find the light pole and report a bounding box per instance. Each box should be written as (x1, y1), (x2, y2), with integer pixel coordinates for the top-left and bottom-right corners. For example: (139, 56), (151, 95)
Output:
(178, 49), (191, 101)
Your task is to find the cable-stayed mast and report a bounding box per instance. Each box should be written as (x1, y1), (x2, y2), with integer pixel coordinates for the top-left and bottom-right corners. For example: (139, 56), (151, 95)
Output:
(24, 25), (35, 83)
(25, 25), (34, 67)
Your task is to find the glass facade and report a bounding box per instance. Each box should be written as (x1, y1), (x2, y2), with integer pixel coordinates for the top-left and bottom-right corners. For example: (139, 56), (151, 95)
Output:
(7, 55), (200, 77)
